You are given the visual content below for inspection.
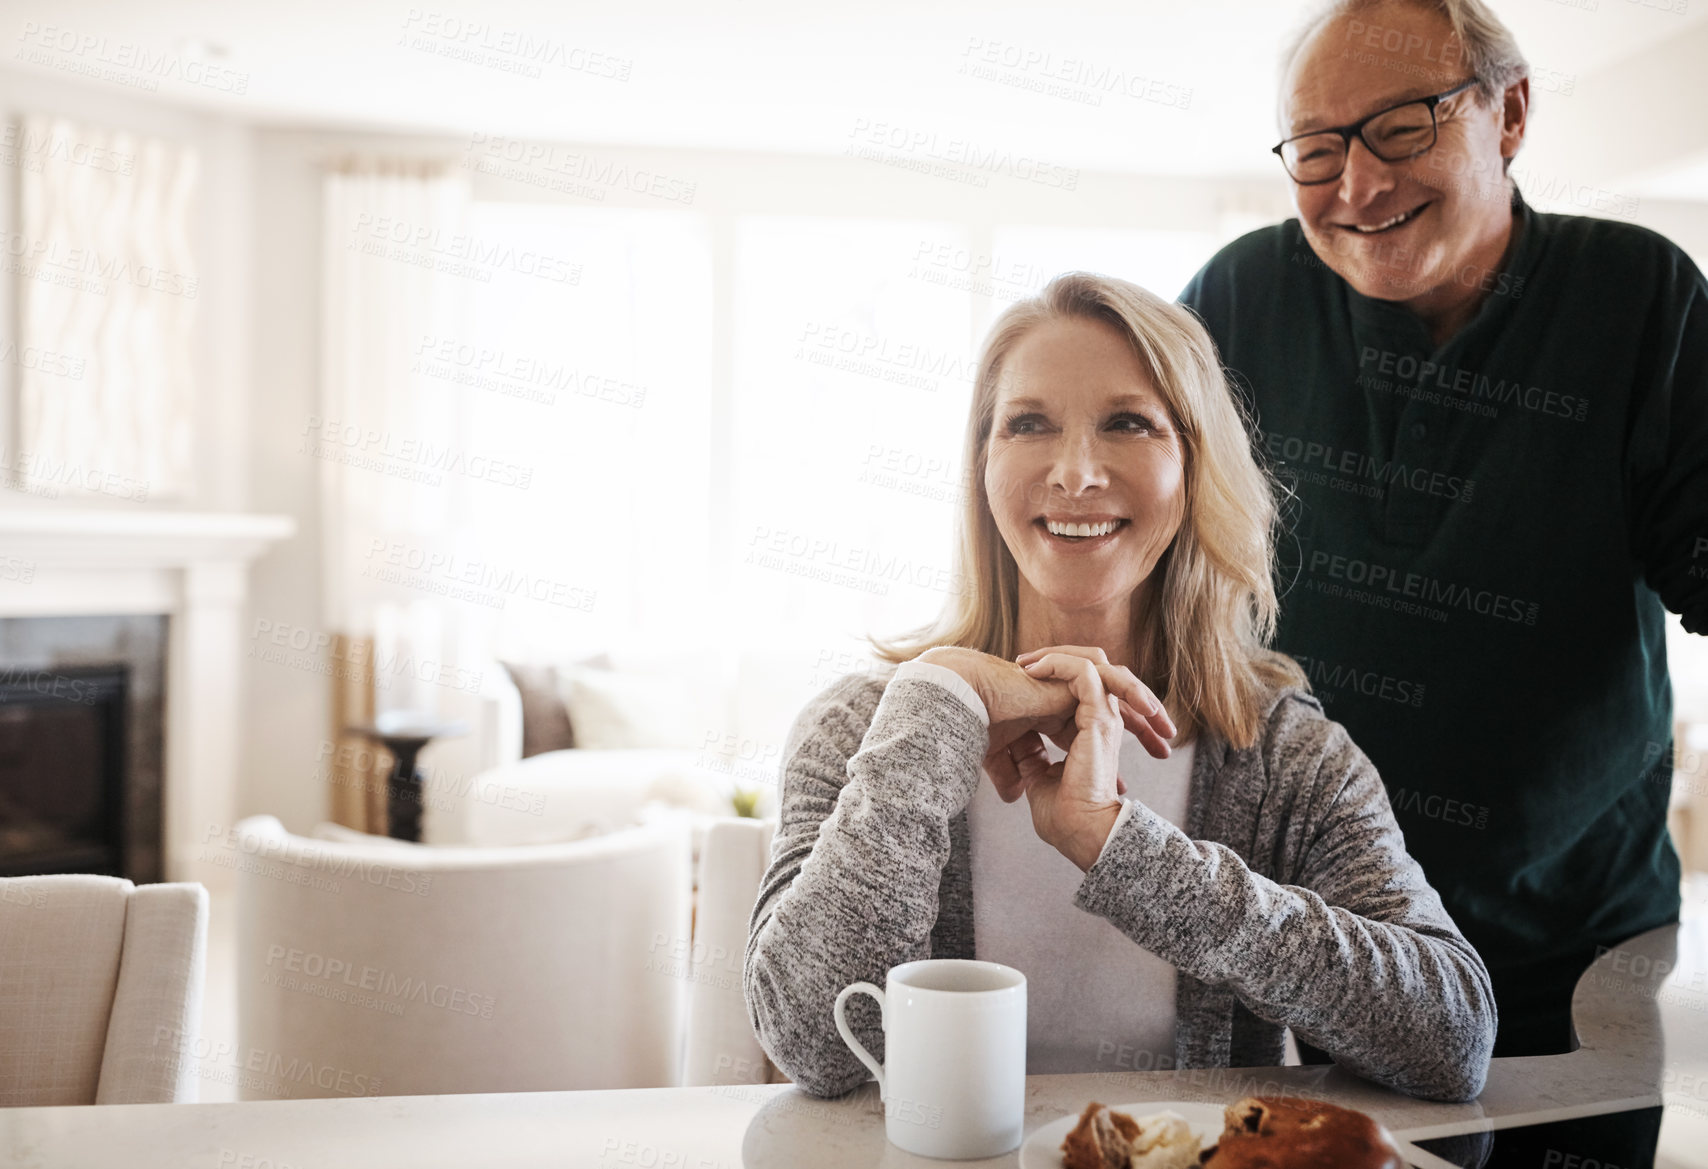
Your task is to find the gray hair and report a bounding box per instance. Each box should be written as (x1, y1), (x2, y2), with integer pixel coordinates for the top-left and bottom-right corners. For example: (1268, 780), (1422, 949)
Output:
(1280, 0), (1530, 106)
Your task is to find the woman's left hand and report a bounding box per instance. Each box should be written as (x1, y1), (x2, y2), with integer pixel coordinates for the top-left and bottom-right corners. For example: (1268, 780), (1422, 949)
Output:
(1015, 645), (1175, 758)
(1010, 647), (1176, 871)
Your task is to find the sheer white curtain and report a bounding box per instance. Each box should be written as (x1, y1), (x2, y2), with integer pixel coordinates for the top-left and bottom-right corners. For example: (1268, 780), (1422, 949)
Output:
(320, 162), (470, 641)
(319, 163), (476, 826)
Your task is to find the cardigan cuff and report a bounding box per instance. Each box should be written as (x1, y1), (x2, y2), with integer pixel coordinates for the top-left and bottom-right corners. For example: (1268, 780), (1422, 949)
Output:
(1095, 799), (1137, 863)
(892, 659), (989, 727)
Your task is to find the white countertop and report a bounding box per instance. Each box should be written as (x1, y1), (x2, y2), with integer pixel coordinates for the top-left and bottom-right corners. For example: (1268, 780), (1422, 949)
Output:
(3, 921), (1706, 1168)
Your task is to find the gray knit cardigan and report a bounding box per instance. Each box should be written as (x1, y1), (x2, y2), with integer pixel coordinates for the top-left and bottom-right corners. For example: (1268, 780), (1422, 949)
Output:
(743, 670), (1496, 1102)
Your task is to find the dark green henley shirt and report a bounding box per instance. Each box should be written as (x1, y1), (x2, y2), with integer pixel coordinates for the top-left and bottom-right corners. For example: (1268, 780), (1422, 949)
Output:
(1179, 187), (1708, 1055)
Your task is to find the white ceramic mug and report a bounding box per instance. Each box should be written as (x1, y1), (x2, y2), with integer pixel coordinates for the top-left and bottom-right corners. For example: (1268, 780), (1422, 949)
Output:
(833, 959), (1027, 1160)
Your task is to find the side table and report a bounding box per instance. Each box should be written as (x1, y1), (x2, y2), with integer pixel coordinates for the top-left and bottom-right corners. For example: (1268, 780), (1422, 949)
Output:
(345, 714), (468, 841)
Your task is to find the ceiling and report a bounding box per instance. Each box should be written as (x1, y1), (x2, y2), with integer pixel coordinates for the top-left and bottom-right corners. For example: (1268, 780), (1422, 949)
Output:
(4, 0), (1705, 190)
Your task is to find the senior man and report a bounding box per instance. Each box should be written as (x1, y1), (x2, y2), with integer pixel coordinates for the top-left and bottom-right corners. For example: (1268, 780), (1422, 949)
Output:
(1180, 0), (1708, 1059)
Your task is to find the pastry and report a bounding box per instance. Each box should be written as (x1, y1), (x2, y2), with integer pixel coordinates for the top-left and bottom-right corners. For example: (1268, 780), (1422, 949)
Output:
(1199, 1096), (1404, 1168)
(1126, 1110), (1200, 1169)
(1061, 1102), (1202, 1169)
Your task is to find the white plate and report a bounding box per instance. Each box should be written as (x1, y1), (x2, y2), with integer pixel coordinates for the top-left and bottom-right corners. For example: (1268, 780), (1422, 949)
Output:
(1019, 1100), (1229, 1169)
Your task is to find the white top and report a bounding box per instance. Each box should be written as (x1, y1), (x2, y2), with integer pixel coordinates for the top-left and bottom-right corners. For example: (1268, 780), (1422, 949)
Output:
(892, 659), (1196, 1074)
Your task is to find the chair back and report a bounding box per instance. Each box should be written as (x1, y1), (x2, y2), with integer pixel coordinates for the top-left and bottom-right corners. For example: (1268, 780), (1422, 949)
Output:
(0, 874), (207, 1106)
(232, 815), (690, 1098)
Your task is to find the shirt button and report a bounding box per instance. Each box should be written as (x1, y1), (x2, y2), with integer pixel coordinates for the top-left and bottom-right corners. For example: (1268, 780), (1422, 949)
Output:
(1409, 421), (1428, 441)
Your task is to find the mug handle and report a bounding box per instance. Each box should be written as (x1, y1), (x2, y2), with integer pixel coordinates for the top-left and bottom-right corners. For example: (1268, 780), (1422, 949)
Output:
(833, 981), (887, 1099)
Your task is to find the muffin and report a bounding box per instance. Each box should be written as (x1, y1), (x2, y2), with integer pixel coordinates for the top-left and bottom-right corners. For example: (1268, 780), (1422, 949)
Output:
(1200, 1096), (1404, 1168)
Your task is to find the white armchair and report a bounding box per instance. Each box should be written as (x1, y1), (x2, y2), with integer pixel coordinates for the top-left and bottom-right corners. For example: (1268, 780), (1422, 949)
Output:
(682, 817), (776, 1087)
(232, 814), (691, 1098)
(0, 874), (208, 1106)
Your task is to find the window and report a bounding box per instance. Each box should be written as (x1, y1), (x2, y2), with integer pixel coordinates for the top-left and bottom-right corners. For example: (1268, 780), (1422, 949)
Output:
(459, 204), (715, 656)
(985, 224), (1220, 332)
(731, 216), (978, 665)
(432, 207), (1239, 743)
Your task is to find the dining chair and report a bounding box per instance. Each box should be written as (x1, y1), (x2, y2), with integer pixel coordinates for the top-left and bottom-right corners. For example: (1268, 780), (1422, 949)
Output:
(231, 814), (691, 1099)
(0, 874), (209, 1106)
(681, 816), (776, 1086)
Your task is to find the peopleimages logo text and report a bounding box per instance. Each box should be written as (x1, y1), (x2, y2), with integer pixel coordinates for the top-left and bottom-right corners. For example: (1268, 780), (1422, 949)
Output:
(1290, 653), (1425, 707)
(1306, 551), (1539, 625)
(263, 945), (495, 1019)
(1262, 431), (1474, 503)
(1358, 347), (1588, 421)
(846, 119), (1079, 190)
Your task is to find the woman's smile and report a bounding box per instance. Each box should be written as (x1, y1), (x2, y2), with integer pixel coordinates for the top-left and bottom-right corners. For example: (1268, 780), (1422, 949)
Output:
(1035, 516), (1130, 553)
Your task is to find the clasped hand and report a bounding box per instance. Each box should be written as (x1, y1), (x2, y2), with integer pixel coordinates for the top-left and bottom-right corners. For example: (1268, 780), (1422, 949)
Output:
(917, 645), (1177, 871)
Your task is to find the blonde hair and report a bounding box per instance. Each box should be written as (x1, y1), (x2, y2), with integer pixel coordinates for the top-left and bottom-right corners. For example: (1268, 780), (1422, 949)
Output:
(868, 272), (1303, 750)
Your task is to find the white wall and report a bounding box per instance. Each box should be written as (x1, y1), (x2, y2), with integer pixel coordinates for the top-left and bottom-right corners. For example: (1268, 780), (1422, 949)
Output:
(243, 128), (330, 833)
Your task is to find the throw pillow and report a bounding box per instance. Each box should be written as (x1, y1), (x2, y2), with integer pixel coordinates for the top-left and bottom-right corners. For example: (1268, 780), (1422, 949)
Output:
(499, 661), (576, 758)
(555, 666), (703, 750)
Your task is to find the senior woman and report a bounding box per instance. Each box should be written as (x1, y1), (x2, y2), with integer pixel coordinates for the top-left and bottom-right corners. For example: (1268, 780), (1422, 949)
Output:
(743, 272), (1496, 1103)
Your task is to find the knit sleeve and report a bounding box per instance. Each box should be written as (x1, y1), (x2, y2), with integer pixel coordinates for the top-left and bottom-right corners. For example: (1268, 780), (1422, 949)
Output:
(1073, 696), (1496, 1101)
(743, 671), (988, 1097)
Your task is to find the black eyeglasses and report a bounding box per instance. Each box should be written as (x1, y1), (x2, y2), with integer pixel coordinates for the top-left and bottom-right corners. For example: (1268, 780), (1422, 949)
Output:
(1272, 77), (1479, 185)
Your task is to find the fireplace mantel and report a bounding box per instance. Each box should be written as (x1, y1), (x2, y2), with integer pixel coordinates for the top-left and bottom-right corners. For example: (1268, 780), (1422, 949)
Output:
(0, 509), (291, 568)
(0, 508), (295, 885)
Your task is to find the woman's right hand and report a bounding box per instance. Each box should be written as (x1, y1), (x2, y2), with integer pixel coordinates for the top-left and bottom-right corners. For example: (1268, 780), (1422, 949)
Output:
(914, 646), (1099, 802)
(917, 642), (1070, 723)
(916, 645), (1177, 803)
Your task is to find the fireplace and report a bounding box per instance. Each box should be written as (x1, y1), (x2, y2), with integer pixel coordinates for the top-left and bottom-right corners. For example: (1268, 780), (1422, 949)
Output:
(0, 509), (292, 885)
(0, 616), (166, 884)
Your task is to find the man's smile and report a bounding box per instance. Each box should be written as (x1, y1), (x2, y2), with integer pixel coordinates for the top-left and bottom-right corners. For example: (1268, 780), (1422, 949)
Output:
(1337, 200), (1432, 235)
